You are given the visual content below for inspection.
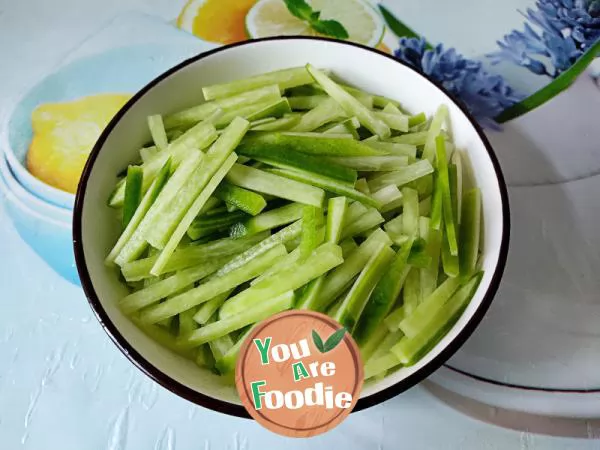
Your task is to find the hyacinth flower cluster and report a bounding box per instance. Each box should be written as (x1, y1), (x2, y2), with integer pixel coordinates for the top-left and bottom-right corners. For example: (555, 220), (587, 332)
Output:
(394, 38), (523, 129)
(488, 0), (600, 77)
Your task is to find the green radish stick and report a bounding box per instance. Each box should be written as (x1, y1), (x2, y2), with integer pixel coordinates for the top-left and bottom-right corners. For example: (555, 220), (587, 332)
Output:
(202, 67), (311, 100)
(140, 244), (288, 324)
(181, 291), (295, 348)
(367, 160), (434, 192)
(214, 182), (266, 216)
(354, 238), (413, 345)
(230, 203), (304, 238)
(436, 135), (459, 256)
(225, 164), (325, 207)
(332, 244), (395, 331)
(122, 166), (143, 229)
(306, 64), (391, 139)
(147, 115), (169, 152)
(193, 290), (234, 325)
(459, 189), (481, 280)
(106, 159), (171, 265)
(421, 105), (448, 162)
(441, 164), (460, 277)
(300, 205), (324, 259)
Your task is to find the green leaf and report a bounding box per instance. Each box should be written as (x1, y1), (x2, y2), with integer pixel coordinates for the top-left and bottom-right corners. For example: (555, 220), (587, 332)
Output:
(323, 327), (347, 352)
(495, 39), (600, 123)
(312, 329), (325, 352)
(378, 5), (432, 50)
(283, 0), (349, 40)
(284, 0), (313, 21)
(311, 20), (350, 40)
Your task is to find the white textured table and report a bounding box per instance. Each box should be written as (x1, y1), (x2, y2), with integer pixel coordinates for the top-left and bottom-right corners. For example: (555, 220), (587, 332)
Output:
(1, 0), (599, 448)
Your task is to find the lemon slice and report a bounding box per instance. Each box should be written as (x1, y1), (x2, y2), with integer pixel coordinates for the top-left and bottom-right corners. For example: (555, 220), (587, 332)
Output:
(245, 0), (384, 47)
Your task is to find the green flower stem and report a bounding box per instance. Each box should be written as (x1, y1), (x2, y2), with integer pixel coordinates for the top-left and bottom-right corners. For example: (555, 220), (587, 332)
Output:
(495, 40), (600, 123)
(378, 5), (432, 50)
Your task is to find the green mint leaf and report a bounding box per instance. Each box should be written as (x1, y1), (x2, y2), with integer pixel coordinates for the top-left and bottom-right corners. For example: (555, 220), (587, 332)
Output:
(310, 11), (321, 21)
(283, 0), (314, 21)
(323, 327), (347, 352)
(310, 19), (349, 40)
(312, 329), (325, 352)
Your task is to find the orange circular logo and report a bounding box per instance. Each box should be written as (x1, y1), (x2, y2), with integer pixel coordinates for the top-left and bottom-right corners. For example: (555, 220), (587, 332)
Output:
(235, 310), (364, 437)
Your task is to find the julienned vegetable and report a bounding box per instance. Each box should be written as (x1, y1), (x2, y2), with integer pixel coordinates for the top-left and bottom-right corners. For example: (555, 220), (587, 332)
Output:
(106, 64), (484, 383)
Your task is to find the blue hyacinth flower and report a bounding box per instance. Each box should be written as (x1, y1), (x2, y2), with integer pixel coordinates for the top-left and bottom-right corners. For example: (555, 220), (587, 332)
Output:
(394, 38), (523, 129)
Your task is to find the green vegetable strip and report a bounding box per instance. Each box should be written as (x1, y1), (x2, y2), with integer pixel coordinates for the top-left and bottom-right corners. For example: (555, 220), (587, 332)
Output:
(195, 345), (215, 369)
(121, 232), (267, 282)
(354, 178), (370, 194)
(251, 247), (302, 287)
(401, 187), (419, 237)
(291, 97), (345, 132)
(345, 201), (369, 224)
(108, 116), (218, 208)
(430, 172), (443, 230)
(288, 95), (328, 110)
(459, 189), (481, 279)
(398, 276), (463, 337)
(367, 160), (434, 192)
(193, 290), (234, 325)
(178, 308), (199, 337)
(315, 229), (392, 312)
(114, 151), (204, 265)
(165, 85), (280, 129)
(330, 156), (408, 171)
(382, 103), (404, 116)
(340, 238), (358, 256)
(451, 151), (464, 224)
(359, 325), (387, 362)
(383, 213), (403, 236)
(147, 115), (168, 152)
(245, 98), (291, 122)
(354, 238), (413, 345)
(374, 111), (409, 132)
(150, 153), (239, 275)
(340, 209), (384, 240)
(215, 325), (257, 374)
(384, 306), (406, 332)
(243, 131), (384, 156)
(391, 273), (482, 364)
(325, 197), (348, 244)
(401, 268), (421, 316)
(251, 114), (301, 131)
(307, 64), (390, 138)
(420, 196), (432, 216)
(249, 117), (276, 127)
(122, 166), (144, 229)
(218, 243), (343, 319)
(140, 146), (158, 163)
(140, 244), (287, 324)
(230, 203), (304, 238)
(333, 244), (395, 331)
(297, 197), (345, 310)
(187, 210), (248, 240)
(267, 168), (380, 208)
(419, 218), (442, 300)
(225, 164), (324, 207)
(388, 131), (429, 146)
(181, 291), (295, 348)
(119, 257), (230, 314)
(422, 105), (448, 162)
(364, 353), (401, 380)
(131, 317), (196, 359)
(436, 136), (458, 256)
(202, 67), (311, 100)
(372, 185), (402, 209)
(217, 221), (302, 278)
(300, 206), (324, 259)
(237, 141), (357, 183)
(363, 141), (417, 158)
(214, 182), (266, 216)
(368, 330), (405, 367)
(408, 112), (427, 127)
(207, 331), (234, 361)
(441, 164), (460, 277)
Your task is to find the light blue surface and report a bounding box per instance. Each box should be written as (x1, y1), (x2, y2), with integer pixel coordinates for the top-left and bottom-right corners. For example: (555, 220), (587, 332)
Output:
(0, 9), (598, 449)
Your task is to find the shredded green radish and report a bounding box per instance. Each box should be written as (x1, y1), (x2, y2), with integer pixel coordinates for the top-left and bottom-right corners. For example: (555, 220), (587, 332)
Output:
(103, 64), (485, 385)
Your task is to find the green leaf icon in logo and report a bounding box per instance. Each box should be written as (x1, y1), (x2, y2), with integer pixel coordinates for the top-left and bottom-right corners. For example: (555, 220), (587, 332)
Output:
(312, 327), (346, 353)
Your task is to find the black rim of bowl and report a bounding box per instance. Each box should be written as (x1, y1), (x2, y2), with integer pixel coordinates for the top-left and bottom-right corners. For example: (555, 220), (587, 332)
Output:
(73, 36), (511, 419)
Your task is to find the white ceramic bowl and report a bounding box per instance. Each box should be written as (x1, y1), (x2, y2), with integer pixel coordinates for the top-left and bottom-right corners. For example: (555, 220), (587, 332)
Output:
(73, 37), (510, 416)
